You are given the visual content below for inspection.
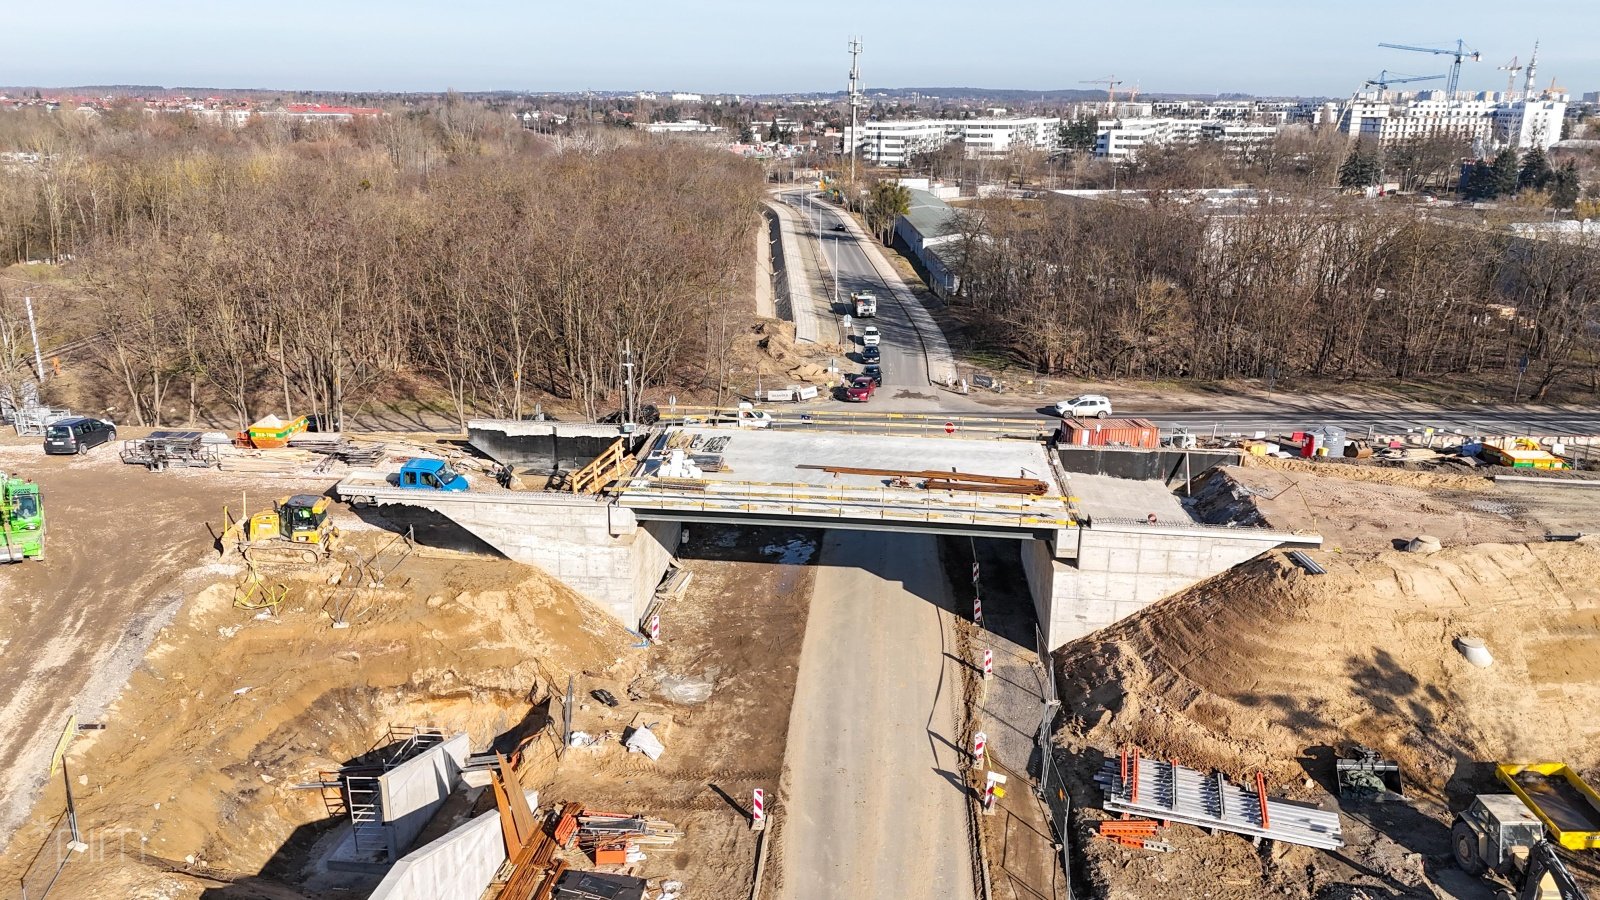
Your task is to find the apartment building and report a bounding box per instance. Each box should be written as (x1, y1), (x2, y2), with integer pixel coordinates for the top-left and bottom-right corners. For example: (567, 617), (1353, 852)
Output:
(1091, 118), (1278, 159)
(844, 117), (1061, 166)
(1342, 95), (1566, 151)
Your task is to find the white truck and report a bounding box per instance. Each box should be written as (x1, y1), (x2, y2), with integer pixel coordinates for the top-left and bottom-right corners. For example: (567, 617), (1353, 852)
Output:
(851, 291), (878, 318)
(703, 402), (773, 428)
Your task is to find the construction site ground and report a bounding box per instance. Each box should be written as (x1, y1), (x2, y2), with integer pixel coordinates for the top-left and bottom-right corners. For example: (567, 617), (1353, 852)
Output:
(1194, 456), (1600, 550)
(0, 429), (817, 899)
(517, 523), (818, 899)
(1051, 459), (1600, 899)
(939, 535), (1070, 900)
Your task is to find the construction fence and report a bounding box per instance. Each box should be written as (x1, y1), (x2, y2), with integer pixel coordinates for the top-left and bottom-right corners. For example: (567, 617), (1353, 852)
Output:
(1034, 627), (1075, 900)
(18, 806), (75, 900)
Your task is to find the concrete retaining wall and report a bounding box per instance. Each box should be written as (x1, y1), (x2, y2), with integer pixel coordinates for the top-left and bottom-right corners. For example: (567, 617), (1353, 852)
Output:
(1056, 447), (1242, 485)
(385, 492), (677, 629)
(379, 733), (471, 859)
(467, 420), (637, 473)
(1026, 524), (1316, 648)
(368, 789), (537, 900)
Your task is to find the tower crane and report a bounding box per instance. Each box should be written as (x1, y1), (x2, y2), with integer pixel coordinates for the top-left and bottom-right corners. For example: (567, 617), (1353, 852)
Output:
(1079, 76), (1123, 104)
(1364, 70), (1445, 91)
(1377, 39), (1481, 95)
(1497, 56), (1523, 98)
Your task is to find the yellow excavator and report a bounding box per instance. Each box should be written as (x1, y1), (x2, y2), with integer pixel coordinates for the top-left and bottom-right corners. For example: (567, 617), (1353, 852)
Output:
(219, 494), (342, 565)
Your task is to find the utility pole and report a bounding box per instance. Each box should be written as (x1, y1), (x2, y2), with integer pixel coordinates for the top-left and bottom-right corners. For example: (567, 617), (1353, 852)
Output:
(24, 297), (44, 383)
(622, 339), (636, 424)
(848, 38), (863, 188)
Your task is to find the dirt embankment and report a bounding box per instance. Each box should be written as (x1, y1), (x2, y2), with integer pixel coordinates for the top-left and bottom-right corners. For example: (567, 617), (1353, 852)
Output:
(1054, 542), (1600, 898)
(0, 547), (637, 899)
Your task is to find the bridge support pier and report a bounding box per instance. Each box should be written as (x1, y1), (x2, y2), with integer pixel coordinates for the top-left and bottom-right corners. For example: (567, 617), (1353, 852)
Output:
(1026, 524), (1317, 649)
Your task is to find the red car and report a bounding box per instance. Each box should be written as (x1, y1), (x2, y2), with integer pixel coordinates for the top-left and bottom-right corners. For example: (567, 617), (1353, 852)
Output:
(845, 375), (876, 402)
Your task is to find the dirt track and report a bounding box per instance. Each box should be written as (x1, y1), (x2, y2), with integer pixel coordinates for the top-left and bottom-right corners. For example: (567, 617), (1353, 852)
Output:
(0, 437), (286, 858)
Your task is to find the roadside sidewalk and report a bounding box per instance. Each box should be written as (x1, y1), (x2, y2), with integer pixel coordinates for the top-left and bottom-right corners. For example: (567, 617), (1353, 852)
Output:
(763, 197), (826, 345)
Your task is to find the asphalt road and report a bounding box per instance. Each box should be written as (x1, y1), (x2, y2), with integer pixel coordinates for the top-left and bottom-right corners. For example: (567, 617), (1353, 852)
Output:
(757, 401), (1600, 439)
(780, 191), (932, 392)
(777, 531), (975, 900)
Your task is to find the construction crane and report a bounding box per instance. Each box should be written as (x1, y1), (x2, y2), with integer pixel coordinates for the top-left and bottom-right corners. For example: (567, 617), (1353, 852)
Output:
(1364, 70), (1445, 91)
(1080, 76), (1123, 104)
(1498, 56), (1524, 98)
(1377, 39), (1481, 95)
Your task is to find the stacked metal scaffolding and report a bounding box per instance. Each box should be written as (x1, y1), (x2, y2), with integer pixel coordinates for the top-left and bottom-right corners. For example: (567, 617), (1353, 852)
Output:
(1095, 748), (1343, 851)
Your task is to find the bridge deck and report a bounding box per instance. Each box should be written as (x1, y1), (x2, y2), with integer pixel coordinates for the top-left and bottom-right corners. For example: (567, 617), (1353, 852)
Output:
(617, 426), (1073, 533)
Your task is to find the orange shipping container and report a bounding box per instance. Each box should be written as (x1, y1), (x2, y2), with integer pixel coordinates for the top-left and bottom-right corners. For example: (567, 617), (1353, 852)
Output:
(1057, 417), (1161, 449)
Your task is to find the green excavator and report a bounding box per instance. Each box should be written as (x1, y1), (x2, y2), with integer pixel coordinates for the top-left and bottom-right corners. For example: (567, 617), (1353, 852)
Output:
(1, 473), (44, 562)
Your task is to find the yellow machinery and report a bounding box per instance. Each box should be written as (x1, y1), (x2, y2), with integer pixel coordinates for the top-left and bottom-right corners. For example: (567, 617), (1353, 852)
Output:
(221, 494), (342, 565)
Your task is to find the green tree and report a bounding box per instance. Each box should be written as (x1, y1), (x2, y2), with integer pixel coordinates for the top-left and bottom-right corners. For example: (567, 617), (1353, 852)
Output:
(1561, 118), (1572, 141)
(1518, 147), (1552, 191)
(1058, 116), (1099, 154)
(1490, 148), (1520, 197)
(1461, 159), (1497, 200)
(1337, 143), (1383, 188)
(1548, 160), (1581, 208)
(863, 180), (912, 244)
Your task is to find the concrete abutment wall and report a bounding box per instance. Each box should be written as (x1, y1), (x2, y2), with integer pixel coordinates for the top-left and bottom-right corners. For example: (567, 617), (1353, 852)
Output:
(1027, 524), (1315, 648)
(369, 492), (677, 631)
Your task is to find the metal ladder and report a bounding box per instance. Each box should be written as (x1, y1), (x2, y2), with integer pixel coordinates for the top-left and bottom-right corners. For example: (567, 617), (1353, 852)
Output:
(345, 773), (388, 859)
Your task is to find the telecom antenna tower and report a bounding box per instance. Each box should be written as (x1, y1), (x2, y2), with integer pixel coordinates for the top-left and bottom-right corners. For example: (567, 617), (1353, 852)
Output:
(848, 38), (863, 185)
(1523, 40), (1539, 98)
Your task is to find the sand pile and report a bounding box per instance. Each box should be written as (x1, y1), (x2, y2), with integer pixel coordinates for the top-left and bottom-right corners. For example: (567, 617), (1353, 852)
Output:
(1057, 541), (1600, 794)
(1, 552), (638, 898)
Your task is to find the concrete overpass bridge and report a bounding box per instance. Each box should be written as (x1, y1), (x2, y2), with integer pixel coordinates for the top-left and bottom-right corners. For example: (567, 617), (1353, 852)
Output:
(337, 419), (1319, 649)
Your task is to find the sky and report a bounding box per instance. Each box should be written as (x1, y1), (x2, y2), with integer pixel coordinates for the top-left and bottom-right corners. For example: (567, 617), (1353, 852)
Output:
(5, 0), (1597, 98)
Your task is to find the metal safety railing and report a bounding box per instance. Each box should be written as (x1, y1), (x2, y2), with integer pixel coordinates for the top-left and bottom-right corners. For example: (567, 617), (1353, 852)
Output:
(616, 478), (1076, 529)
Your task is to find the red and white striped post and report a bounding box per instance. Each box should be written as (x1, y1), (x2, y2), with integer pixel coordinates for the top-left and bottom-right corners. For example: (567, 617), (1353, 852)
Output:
(751, 788), (766, 831)
(971, 561), (980, 585)
(972, 731), (987, 769)
(648, 614), (660, 644)
(982, 648), (993, 680)
(971, 560), (983, 626)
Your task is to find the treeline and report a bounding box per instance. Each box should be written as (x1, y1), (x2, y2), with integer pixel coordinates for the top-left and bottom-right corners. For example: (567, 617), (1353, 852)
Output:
(0, 107), (763, 427)
(953, 196), (1600, 399)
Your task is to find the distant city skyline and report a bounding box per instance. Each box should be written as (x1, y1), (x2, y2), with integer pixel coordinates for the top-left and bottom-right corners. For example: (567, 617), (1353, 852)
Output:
(6, 0), (1597, 98)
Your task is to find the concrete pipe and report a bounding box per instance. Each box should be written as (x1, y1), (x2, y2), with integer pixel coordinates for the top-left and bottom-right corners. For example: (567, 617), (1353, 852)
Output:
(1455, 636), (1494, 668)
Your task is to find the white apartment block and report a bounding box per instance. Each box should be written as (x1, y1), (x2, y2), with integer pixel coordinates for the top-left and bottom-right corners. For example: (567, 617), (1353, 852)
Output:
(1493, 100), (1567, 150)
(844, 118), (1061, 167)
(636, 119), (724, 135)
(1091, 118), (1278, 159)
(1342, 96), (1566, 151)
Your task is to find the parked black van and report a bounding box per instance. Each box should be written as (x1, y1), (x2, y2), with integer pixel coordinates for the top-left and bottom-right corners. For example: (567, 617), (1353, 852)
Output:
(43, 417), (117, 455)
